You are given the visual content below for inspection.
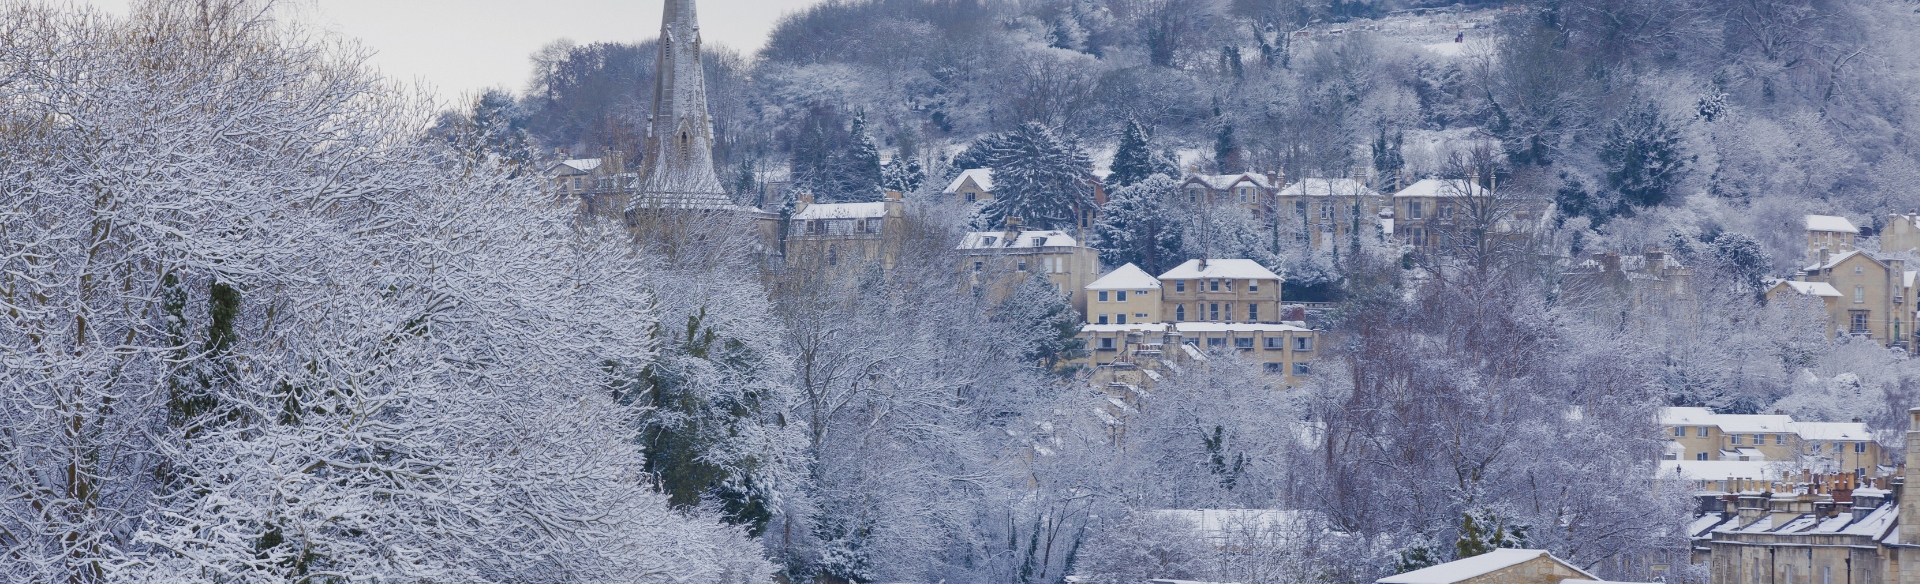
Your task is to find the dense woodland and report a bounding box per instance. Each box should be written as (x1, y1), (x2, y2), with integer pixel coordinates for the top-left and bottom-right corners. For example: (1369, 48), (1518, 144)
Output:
(7, 0), (1920, 583)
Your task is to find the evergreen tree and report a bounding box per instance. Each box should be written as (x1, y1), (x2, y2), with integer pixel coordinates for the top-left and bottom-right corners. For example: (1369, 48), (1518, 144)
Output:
(1371, 128), (1404, 186)
(1109, 120), (1177, 188)
(978, 122), (1096, 230)
(788, 107), (884, 202)
(881, 154), (924, 194)
(1213, 124), (1238, 171)
(840, 112), (884, 199)
(1090, 174), (1186, 275)
(994, 273), (1088, 376)
(1600, 102), (1689, 210)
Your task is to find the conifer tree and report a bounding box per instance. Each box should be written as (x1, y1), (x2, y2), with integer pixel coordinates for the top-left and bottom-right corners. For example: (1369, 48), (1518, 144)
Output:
(978, 122), (1095, 230)
(1109, 120), (1177, 188)
(1090, 174), (1186, 275)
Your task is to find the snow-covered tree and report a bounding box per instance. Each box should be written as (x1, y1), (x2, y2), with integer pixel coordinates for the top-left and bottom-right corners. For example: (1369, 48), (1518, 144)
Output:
(1108, 120), (1178, 189)
(1091, 174), (1187, 275)
(977, 122), (1097, 230)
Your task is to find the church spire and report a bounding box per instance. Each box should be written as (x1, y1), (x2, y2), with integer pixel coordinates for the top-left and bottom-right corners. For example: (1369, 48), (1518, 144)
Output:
(635, 0), (730, 208)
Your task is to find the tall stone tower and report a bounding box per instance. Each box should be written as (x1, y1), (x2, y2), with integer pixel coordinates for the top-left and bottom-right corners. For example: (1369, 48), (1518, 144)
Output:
(634, 0), (731, 208)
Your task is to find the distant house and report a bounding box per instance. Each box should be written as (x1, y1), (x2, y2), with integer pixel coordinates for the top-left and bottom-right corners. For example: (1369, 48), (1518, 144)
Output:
(1274, 178), (1386, 249)
(785, 192), (906, 270)
(1657, 407), (1886, 476)
(1388, 179), (1547, 250)
(1377, 549), (1599, 584)
(1076, 259), (1318, 388)
(944, 168), (995, 204)
(956, 227), (1100, 315)
(1180, 172), (1278, 216)
(1770, 218), (1918, 348)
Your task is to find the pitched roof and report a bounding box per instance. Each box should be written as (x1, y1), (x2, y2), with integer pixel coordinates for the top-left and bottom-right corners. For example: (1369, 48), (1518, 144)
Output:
(1190, 173), (1275, 190)
(561, 158), (602, 172)
(1378, 549), (1595, 584)
(944, 168), (994, 193)
(1087, 263), (1161, 290)
(1789, 421), (1873, 441)
(956, 230), (1078, 250)
(1659, 407), (1718, 426)
(1806, 215), (1859, 233)
(1279, 178), (1376, 197)
(1714, 414), (1793, 434)
(793, 202), (887, 220)
(1393, 178), (1488, 199)
(1776, 281), (1843, 297)
(1159, 259), (1282, 281)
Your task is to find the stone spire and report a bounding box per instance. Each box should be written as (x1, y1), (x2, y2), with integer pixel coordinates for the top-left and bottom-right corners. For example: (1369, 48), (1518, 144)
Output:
(634, 0), (731, 208)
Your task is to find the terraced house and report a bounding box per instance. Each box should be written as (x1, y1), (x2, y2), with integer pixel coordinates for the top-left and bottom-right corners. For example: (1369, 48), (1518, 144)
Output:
(1077, 259), (1319, 389)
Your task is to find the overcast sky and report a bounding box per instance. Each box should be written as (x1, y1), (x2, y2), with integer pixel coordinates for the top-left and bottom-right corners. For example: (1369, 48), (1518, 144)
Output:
(76, 0), (821, 104)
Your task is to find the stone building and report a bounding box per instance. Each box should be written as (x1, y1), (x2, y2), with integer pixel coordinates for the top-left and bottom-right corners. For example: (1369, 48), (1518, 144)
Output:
(1684, 408), (1920, 584)
(1181, 172), (1279, 216)
(1806, 215), (1860, 265)
(944, 168), (994, 204)
(1388, 179), (1548, 250)
(956, 226), (1102, 316)
(1076, 259), (1319, 388)
(1273, 178), (1387, 249)
(1769, 242), (1917, 349)
(1658, 407), (1887, 475)
(1560, 249), (1694, 310)
(784, 192), (908, 271)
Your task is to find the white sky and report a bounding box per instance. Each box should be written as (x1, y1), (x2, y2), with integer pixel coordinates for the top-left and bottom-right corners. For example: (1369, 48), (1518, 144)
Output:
(74, 0), (822, 104)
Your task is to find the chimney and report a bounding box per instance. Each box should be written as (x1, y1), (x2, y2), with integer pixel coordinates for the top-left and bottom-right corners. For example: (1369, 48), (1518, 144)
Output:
(1003, 216), (1022, 242)
(1602, 252), (1622, 273)
(1768, 492), (1807, 528)
(884, 190), (903, 201)
(795, 192), (814, 214)
(1899, 408), (1920, 545)
(1736, 491), (1767, 527)
(1200, 258), (1209, 270)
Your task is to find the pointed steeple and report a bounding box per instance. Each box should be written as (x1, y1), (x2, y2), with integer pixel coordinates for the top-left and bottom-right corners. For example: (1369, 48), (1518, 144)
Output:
(635, 0), (731, 208)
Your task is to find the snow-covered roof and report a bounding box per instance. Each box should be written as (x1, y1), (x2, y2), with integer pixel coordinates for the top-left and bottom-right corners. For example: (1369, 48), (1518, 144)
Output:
(1159, 259), (1282, 281)
(1806, 215), (1859, 233)
(1656, 460), (1788, 482)
(1189, 173), (1275, 191)
(956, 230), (1079, 250)
(1377, 549), (1593, 584)
(1714, 414), (1793, 434)
(1087, 263), (1161, 290)
(1790, 421), (1873, 441)
(1278, 178), (1376, 197)
(1777, 281), (1843, 297)
(1080, 322), (1313, 334)
(1393, 178), (1488, 199)
(1810, 249), (1877, 271)
(560, 158), (602, 173)
(793, 202), (887, 220)
(944, 168), (994, 193)
(1659, 407), (1716, 426)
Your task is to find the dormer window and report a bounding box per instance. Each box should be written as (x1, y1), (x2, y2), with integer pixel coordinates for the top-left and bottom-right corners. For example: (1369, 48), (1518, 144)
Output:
(983, 236), (998, 247)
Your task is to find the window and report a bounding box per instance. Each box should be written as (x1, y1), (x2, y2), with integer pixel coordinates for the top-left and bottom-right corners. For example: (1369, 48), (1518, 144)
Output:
(1321, 203), (1333, 220)
(854, 219), (868, 233)
(1852, 311), (1870, 334)
(1235, 337), (1254, 349)
(1176, 304), (1186, 321)
(1408, 201), (1424, 220)
(966, 192), (978, 203)
(1176, 280), (1186, 292)
(1207, 337), (1226, 348)
(1731, 434), (1741, 445)
(1266, 337), (1284, 349)
(1248, 280), (1258, 292)
(572, 177), (582, 190)
(1189, 188), (1203, 203)
(867, 218), (882, 233)
(1857, 266), (1865, 275)
(1697, 426), (1708, 437)
(1776, 434), (1786, 445)
(1098, 291), (1109, 302)
(1696, 452), (1709, 461)
(1812, 443), (1823, 454)
(1116, 291), (1128, 301)
(1293, 336), (1313, 351)
(1136, 313), (1148, 319)
(1857, 442), (1868, 453)
(1673, 426), (1685, 437)
(1209, 303), (1220, 321)
(1264, 363), (1284, 374)
(1293, 362), (1311, 375)
(1224, 304), (1233, 321)
(1017, 259), (1028, 271)
(1117, 314), (1127, 324)
(973, 261), (983, 272)
(1247, 304), (1258, 322)
(1210, 280), (1220, 292)
(1099, 337), (1115, 350)
(1224, 280), (1234, 292)
(1752, 435), (1763, 445)
(1295, 200), (1308, 217)
(1856, 285), (1867, 304)
(1098, 314), (1109, 325)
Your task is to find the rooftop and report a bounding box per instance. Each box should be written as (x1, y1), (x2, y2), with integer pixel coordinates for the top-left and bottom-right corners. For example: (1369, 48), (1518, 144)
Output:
(793, 202), (888, 221)
(1087, 263), (1161, 290)
(956, 230), (1079, 250)
(1190, 173), (1276, 190)
(1777, 280), (1842, 297)
(1278, 178), (1375, 197)
(1807, 214), (1859, 233)
(1789, 421), (1873, 441)
(559, 158), (601, 172)
(1378, 549), (1593, 584)
(944, 168), (994, 194)
(1159, 259), (1282, 281)
(1393, 178), (1489, 199)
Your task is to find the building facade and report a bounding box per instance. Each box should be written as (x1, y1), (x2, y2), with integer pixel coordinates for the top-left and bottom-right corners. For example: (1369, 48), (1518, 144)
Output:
(1771, 246), (1917, 348)
(1273, 178), (1387, 250)
(785, 192), (908, 270)
(958, 227), (1102, 316)
(1806, 215), (1859, 265)
(945, 168), (994, 204)
(1388, 179), (1548, 249)
(1076, 259), (1319, 387)
(1660, 407), (1886, 475)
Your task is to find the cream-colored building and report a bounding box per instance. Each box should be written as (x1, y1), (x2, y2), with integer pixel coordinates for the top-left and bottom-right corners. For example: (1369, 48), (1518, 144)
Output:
(1806, 214), (1859, 264)
(1274, 178), (1387, 249)
(1561, 249), (1693, 310)
(1076, 259), (1318, 387)
(785, 193), (907, 270)
(1085, 264), (1161, 325)
(1882, 213), (1920, 256)
(958, 228), (1102, 316)
(1686, 408), (1920, 584)
(1769, 247), (1917, 348)
(944, 168), (994, 204)
(1376, 549), (1603, 584)
(1388, 179), (1548, 249)
(546, 152), (637, 216)
(1181, 172), (1279, 216)
(1659, 407), (1886, 475)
